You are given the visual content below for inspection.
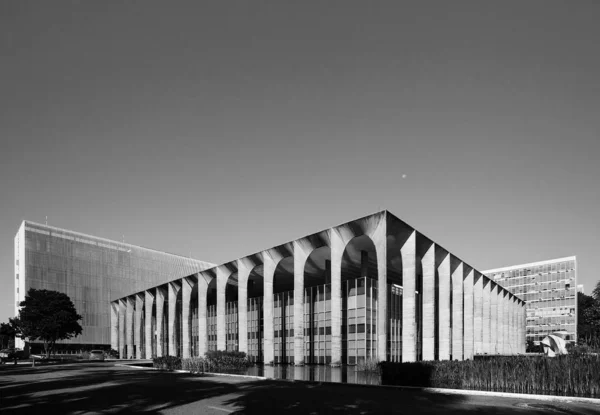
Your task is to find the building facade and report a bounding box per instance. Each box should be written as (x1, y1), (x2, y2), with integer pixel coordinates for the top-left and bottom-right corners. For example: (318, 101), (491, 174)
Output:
(483, 256), (577, 344)
(14, 221), (214, 350)
(113, 211), (526, 363)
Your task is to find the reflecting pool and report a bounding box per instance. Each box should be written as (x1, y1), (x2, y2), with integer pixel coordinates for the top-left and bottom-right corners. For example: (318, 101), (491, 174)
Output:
(232, 365), (382, 386)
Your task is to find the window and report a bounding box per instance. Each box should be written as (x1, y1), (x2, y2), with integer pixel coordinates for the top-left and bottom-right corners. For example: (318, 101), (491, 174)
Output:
(16, 274), (19, 280)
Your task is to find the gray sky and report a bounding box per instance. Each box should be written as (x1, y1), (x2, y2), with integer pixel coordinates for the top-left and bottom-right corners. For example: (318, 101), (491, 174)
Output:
(1, 1), (599, 323)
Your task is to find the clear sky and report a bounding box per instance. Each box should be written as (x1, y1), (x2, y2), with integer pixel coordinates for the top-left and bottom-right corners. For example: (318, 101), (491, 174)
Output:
(1, 1), (599, 323)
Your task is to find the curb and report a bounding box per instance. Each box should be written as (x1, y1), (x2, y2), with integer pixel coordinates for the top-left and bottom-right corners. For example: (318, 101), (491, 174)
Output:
(117, 364), (266, 379)
(114, 364), (600, 405)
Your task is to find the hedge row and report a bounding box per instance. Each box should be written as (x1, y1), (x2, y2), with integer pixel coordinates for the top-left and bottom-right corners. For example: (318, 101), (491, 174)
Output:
(153, 351), (250, 373)
(381, 355), (600, 398)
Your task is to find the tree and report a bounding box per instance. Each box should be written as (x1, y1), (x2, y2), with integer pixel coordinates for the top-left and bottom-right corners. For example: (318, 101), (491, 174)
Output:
(0, 322), (16, 349)
(592, 281), (600, 302)
(577, 291), (600, 349)
(11, 288), (83, 358)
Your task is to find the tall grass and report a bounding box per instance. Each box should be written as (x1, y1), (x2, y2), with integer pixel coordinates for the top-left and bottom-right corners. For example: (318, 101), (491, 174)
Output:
(381, 355), (600, 398)
(163, 350), (251, 374)
(152, 355), (181, 371)
(356, 358), (380, 373)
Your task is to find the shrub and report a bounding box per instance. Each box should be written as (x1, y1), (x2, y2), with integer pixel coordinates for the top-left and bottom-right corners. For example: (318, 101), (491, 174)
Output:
(203, 350), (251, 371)
(179, 350), (251, 374)
(181, 357), (207, 374)
(381, 355), (600, 398)
(356, 358), (380, 373)
(152, 355), (181, 371)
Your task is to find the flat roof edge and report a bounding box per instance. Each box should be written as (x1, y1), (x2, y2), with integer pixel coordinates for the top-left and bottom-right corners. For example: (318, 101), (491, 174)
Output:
(483, 256), (577, 274)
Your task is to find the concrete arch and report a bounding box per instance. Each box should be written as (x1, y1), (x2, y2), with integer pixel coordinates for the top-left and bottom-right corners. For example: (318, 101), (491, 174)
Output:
(216, 263), (238, 351)
(262, 244), (293, 364)
(331, 216), (387, 363)
(238, 255), (263, 356)
(181, 276), (197, 358)
(197, 271), (214, 357)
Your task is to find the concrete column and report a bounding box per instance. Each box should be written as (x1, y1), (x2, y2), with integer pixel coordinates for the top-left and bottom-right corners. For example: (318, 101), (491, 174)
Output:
(374, 224), (387, 363)
(422, 243), (435, 361)
(521, 302), (526, 353)
(507, 295), (513, 354)
(145, 290), (154, 359)
(437, 253), (450, 361)
(118, 299), (126, 359)
(490, 284), (498, 354)
(168, 282), (179, 356)
(111, 302), (118, 352)
(126, 297), (134, 359)
(473, 273), (483, 356)
(451, 261), (463, 360)
(135, 294), (143, 359)
(521, 302), (527, 353)
(198, 274), (211, 357)
(293, 242), (310, 365)
(463, 270), (474, 359)
(331, 229), (344, 366)
(238, 260), (253, 356)
(263, 254), (276, 364)
(182, 277), (193, 358)
(502, 290), (509, 354)
(216, 267), (230, 351)
(512, 296), (517, 354)
(482, 279), (490, 355)
(156, 287), (166, 357)
(497, 289), (504, 354)
(401, 231), (417, 362)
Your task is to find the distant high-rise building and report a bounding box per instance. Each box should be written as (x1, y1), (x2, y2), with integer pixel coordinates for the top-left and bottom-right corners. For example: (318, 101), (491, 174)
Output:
(14, 221), (214, 351)
(577, 284), (585, 294)
(484, 256), (577, 344)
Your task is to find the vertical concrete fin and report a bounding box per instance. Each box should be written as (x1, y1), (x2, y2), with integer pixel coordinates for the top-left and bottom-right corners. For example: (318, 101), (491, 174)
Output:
(330, 229), (344, 366)
(437, 253), (451, 361)
(263, 253), (276, 365)
(421, 243), (435, 361)
(473, 273), (483, 356)
(401, 231), (417, 362)
(482, 279), (491, 355)
(463, 269), (474, 359)
(293, 241), (310, 365)
(451, 261), (463, 360)
(182, 277), (193, 358)
(145, 290), (154, 359)
(490, 284), (498, 354)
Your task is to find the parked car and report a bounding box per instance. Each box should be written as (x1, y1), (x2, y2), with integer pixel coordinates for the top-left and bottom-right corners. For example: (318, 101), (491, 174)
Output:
(0, 348), (25, 364)
(88, 350), (105, 361)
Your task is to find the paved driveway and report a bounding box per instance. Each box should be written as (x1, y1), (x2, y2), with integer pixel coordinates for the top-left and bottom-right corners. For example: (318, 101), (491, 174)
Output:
(1, 362), (599, 414)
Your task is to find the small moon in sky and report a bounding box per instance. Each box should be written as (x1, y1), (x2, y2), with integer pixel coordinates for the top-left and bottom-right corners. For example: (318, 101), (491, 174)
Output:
(402, 174), (407, 179)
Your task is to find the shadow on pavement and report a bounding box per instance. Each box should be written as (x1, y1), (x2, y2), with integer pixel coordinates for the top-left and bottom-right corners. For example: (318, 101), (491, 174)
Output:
(1, 364), (598, 415)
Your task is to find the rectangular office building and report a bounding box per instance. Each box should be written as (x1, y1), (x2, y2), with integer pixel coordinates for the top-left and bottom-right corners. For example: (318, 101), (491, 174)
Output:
(484, 256), (577, 344)
(14, 221), (214, 351)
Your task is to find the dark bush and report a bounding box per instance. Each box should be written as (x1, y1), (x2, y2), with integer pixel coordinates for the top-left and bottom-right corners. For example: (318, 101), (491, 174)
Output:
(180, 350), (251, 374)
(152, 355), (181, 371)
(381, 355), (600, 398)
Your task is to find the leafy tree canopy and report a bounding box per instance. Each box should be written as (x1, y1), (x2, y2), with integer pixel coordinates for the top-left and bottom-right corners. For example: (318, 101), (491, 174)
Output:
(593, 281), (600, 302)
(577, 291), (600, 349)
(0, 322), (16, 349)
(11, 288), (82, 357)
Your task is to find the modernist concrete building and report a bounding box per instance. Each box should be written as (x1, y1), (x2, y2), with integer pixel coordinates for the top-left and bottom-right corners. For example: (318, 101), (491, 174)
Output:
(484, 256), (577, 344)
(113, 211), (526, 363)
(14, 221), (214, 350)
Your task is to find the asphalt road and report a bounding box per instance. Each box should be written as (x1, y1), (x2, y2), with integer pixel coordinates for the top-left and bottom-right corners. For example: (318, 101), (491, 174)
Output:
(1, 362), (599, 414)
